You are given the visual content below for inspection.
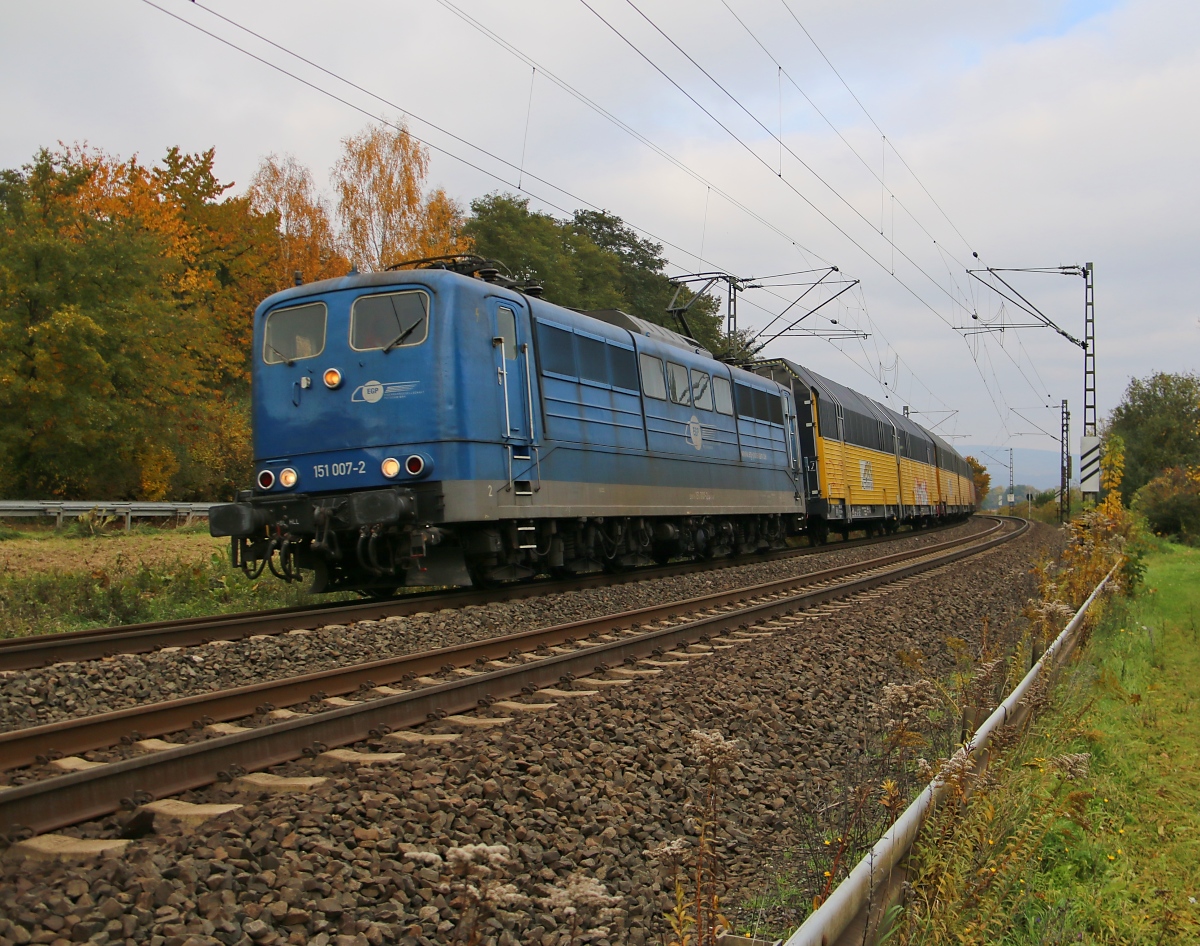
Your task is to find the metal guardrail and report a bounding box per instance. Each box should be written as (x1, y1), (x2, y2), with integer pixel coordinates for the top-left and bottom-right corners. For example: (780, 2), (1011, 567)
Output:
(0, 501), (214, 530)
(785, 557), (1120, 946)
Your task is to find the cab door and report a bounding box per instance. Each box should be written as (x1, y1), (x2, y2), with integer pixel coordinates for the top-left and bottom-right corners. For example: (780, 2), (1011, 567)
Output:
(796, 386), (821, 498)
(781, 390), (803, 501)
(492, 301), (539, 499)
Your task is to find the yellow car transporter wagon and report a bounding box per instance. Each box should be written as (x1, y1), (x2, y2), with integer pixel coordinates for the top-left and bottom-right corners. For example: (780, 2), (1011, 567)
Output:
(754, 358), (975, 540)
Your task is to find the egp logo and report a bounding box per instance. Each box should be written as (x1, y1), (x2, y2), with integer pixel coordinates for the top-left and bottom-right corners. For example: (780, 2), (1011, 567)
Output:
(351, 380), (418, 403)
(356, 381), (384, 404)
(860, 459), (874, 490)
(687, 416), (703, 450)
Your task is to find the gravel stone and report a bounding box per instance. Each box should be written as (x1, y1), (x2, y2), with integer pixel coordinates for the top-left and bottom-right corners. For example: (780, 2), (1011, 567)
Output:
(0, 519), (1053, 945)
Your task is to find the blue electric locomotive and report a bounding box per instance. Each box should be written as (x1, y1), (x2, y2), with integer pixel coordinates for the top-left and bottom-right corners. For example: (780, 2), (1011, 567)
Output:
(210, 258), (809, 592)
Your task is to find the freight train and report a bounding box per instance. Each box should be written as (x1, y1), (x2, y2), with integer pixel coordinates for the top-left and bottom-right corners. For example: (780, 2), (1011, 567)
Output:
(210, 256), (975, 594)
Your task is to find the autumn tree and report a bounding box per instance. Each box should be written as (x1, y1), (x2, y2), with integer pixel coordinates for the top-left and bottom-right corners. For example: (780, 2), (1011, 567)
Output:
(0, 145), (274, 501)
(965, 455), (990, 505)
(332, 121), (471, 271)
(249, 153), (348, 289)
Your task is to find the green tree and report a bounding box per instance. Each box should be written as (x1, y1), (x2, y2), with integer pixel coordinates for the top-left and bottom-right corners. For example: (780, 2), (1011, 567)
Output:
(0, 148), (187, 498)
(1132, 467), (1200, 543)
(463, 193), (605, 306)
(0, 145), (275, 501)
(465, 194), (738, 354)
(1106, 372), (1200, 504)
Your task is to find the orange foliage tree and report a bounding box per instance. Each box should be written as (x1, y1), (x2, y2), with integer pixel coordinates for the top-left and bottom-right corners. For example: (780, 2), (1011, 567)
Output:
(331, 120), (471, 270)
(2, 122), (472, 501)
(964, 455), (990, 506)
(249, 153), (349, 289)
(0, 145), (274, 501)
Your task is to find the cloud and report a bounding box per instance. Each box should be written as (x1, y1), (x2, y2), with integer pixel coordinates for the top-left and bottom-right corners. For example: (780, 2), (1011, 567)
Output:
(2, 0), (1195, 461)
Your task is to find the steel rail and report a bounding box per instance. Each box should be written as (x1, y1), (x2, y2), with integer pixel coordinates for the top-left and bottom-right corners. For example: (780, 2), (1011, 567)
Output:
(0, 520), (973, 671)
(0, 518), (1024, 838)
(0, 519), (1006, 772)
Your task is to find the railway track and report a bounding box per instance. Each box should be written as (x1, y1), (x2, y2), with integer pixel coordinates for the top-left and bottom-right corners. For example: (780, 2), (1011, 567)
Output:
(0, 517), (1024, 840)
(0, 520), (971, 672)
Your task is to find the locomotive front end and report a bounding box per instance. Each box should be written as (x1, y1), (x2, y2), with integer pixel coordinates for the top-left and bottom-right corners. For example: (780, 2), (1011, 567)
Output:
(210, 270), (467, 594)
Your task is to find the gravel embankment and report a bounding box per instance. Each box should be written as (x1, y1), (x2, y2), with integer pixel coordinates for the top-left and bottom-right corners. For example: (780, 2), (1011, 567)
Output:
(0, 521), (1061, 946)
(0, 521), (989, 733)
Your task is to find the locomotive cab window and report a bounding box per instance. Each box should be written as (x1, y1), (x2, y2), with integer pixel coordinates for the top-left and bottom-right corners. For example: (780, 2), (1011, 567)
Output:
(350, 290), (430, 352)
(639, 353), (667, 399)
(667, 362), (691, 405)
(263, 302), (327, 364)
(713, 376), (733, 415)
(495, 307), (517, 359)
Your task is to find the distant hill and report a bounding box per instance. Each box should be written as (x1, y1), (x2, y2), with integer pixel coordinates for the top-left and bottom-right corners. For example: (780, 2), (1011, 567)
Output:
(962, 445), (1065, 491)
(981, 484), (1054, 510)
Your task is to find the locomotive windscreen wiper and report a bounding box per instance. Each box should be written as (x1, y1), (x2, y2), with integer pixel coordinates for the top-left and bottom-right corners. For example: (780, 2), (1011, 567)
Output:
(267, 343), (294, 366)
(381, 294), (429, 353)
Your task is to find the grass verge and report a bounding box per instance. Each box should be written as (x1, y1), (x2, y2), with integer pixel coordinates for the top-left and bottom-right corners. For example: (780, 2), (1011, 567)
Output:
(0, 551), (357, 639)
(899, 543), (1200, 944)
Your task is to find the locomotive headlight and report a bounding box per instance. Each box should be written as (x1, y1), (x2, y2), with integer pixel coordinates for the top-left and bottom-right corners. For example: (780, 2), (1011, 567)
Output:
(279, 467), (298, 489)
(405, 455), (425, 476)
(323, 367), (342, 389)
(257, 469), (275, 490)
(381, 457), (401, 479)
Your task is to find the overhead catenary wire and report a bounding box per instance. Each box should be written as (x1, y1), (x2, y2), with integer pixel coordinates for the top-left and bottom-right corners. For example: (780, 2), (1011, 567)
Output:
(192, 0), (992, 429)
(153, 0), (852, 354)
(434, 0), (832, 267)
(155, 0), (1000, 435)
(150, 0), (745, 281)
(718, 0), (1059, 435)
(718, 0), (979, 305)
(777, 0), (978, 257)
(150, 0), (902, 406)
(594, 15), (970, 412)
(518, 66), (537, 192)
(580, 0), (1016, 434)
(615, 0), (979, 324)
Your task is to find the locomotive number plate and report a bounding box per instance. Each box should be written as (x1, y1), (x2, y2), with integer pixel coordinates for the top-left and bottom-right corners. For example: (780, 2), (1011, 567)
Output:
(312, 461), (367, 478)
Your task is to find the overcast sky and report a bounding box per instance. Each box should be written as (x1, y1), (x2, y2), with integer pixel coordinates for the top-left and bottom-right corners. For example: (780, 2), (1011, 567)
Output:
(4, 0), (1197, 487)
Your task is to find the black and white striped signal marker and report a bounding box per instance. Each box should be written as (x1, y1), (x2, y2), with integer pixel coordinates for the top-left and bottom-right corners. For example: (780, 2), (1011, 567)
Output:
(1080, 436), (1101, 494)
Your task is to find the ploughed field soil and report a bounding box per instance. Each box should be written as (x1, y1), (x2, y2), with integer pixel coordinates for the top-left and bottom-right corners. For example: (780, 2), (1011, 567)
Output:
(0, 520), (1059, 946)
(0, 519), (991, 733)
